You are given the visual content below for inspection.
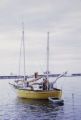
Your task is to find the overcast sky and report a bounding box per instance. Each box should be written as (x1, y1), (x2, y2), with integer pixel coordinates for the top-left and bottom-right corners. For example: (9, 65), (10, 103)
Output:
(0, 0), (81, 75)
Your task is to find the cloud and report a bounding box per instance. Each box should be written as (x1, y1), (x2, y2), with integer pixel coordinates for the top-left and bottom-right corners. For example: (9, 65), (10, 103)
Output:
(0, 0), (81, 74)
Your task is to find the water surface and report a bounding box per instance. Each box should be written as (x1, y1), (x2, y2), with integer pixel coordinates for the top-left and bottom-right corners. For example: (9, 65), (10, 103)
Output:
(0, 77), (81, 120)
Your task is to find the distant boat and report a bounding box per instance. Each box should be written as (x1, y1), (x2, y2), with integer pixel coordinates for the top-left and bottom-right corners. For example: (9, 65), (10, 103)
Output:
(9, 28), (63, 99)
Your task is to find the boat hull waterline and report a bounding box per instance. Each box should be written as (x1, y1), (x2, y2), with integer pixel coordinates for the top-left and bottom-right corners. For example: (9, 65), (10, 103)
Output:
(11, 84), (62, 99)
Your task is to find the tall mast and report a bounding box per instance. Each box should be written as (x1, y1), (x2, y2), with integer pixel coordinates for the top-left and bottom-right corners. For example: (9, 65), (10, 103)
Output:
(47, 32), (49, 80)
(22, 22), (26, 80)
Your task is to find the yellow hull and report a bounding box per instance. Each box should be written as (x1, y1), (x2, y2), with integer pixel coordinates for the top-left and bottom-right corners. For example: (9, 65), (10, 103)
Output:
(15, 88), (62, 99)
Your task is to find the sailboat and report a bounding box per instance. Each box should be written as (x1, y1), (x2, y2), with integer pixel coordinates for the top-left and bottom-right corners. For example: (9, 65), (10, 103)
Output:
(9, 27), (63, 99)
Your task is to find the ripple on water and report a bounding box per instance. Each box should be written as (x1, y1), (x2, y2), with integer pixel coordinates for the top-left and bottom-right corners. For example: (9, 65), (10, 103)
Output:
(0, 78), (81, 120)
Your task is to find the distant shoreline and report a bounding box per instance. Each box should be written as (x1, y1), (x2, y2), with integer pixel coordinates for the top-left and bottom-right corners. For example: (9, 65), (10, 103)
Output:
(0, 73), (81, 79)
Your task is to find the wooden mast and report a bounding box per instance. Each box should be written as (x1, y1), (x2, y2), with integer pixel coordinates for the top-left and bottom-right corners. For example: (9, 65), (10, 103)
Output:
(47, 32), (49, 80)
(22, 22), (26, 81)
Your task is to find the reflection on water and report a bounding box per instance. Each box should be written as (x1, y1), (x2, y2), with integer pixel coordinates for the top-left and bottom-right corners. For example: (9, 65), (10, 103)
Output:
(0, 77), (81, 120)
(14, 98), (64, 120)
(16, 97), (63, 110)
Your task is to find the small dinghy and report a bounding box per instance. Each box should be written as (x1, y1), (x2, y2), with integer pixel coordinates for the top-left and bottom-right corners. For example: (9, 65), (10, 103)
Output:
(48, 97), (64, 105)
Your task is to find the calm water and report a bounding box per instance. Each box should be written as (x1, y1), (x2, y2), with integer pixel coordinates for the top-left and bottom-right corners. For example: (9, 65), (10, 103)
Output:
(0, 77), (81, 120)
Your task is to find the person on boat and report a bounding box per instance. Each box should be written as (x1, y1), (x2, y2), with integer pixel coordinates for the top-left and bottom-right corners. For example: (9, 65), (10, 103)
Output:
(43, 78), (49, 90)
(25, 76), (27, 80)
(49, 82), (53, 90)
(26, 82), (29, 87)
